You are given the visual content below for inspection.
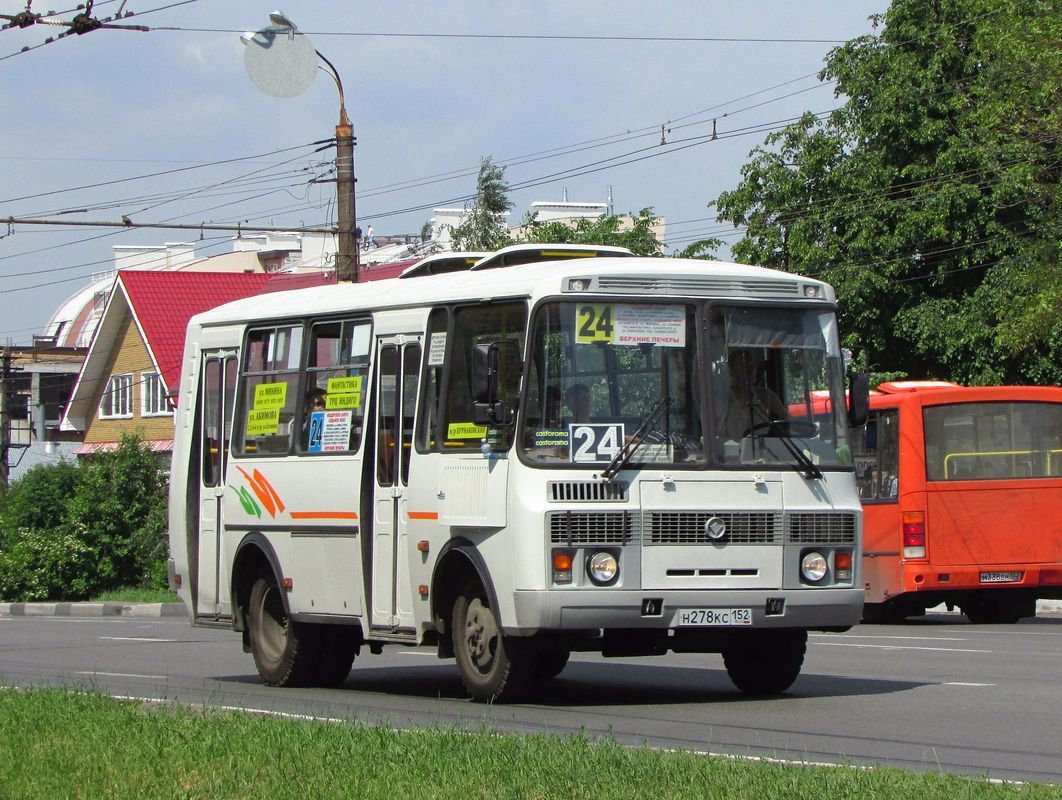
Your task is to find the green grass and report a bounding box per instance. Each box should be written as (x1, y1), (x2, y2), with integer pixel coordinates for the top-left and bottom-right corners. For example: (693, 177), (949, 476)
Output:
(0, 688), (1055, 800)
(89, 586), (181, 603)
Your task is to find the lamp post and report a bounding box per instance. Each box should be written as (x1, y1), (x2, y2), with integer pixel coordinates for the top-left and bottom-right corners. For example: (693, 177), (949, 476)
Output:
(243, 12), (359, 283)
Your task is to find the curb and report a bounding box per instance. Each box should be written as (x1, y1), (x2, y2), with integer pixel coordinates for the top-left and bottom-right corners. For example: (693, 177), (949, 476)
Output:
(0, 602), (187, 618)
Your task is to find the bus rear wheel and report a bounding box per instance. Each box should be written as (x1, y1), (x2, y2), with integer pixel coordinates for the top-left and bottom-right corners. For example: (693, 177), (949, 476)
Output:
(248, 575), (317, 687)
(722, 629), (807, 695)
(452, 580), (536, 702)
(962, 597), (1034, 625)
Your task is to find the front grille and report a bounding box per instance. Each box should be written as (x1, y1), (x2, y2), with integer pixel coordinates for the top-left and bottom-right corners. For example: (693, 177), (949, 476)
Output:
(786, 512), (857, 544)
(548, 481), (628, 502)
(547, 511), (638, 545)
(646, 512), (781, 544)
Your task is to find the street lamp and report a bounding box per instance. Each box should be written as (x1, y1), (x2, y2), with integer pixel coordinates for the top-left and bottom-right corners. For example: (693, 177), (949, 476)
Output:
(242, 11), (359, 282)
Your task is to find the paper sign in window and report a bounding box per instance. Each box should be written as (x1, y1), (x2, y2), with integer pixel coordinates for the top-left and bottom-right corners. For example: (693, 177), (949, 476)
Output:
(246, 407), (280, 435)
(253, 383), (287, 409)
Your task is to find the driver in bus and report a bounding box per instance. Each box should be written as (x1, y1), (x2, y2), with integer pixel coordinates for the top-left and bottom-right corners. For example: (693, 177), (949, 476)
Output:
(718, 348), (787, 441)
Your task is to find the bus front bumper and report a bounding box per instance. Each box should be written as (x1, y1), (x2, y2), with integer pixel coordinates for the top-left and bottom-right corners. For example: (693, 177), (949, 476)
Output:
(509, 587), (863, 635)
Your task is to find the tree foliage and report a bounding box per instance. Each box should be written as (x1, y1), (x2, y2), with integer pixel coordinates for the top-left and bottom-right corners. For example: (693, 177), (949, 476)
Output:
(712, 0), (1060, 385)
(519, 207), (666, 256)
(0, 432), (169, 601)
(448, 156), (515, 251)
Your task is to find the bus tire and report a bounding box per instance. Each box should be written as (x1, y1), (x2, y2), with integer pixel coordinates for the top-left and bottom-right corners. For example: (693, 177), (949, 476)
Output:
(312, 626), (360, 687)
(533, 645), (571, 680)
(247, 575), (316, 687)
(722, 629), (807, 695)
(452, 580), (536, 702)
(962, 598), (1031, 625)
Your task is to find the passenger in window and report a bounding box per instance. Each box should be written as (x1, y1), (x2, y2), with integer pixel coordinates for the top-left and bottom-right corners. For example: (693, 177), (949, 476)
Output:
(718, 348), (787, 441)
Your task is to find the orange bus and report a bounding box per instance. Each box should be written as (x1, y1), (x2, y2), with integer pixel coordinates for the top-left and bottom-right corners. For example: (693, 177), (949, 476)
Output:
(846, 381), (1062, 623)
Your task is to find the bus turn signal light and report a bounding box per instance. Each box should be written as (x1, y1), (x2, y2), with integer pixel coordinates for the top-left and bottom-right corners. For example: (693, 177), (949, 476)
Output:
(552, 551), (573, 584)
(902, 512), (926, 559)
(835, 551), (853, 582)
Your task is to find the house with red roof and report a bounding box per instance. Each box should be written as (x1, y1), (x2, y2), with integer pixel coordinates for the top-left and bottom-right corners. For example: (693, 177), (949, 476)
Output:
(61, 270), (334, 460)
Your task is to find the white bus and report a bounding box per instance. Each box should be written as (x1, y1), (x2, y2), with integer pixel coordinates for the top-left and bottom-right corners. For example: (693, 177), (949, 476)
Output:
(168, 246), (869, 702)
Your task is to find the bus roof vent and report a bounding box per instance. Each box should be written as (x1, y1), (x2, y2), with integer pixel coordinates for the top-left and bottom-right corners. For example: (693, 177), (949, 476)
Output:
(548, 481), (629, 502)
(593, 275), (801, 297)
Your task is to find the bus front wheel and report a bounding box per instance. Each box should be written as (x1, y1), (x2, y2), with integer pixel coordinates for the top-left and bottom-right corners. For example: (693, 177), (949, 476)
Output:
(722, 629), (807, 695)
(452, 580), (536, 702)
(248, 575), (316, 686)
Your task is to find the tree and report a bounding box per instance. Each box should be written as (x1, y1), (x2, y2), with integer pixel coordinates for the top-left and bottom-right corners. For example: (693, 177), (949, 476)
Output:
(449, 156), (514, 251)
(519, 207), (667, 256)
(0, 433), (169, 600)
(712, 0), (1060, 385)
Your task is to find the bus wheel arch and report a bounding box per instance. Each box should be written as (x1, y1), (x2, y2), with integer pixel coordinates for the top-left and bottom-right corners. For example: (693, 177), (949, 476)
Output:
(231, 533), (285, 637)
(429, 539), (498, 658)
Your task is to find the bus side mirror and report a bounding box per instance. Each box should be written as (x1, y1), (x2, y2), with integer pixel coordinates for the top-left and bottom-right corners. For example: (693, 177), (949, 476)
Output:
(472, 341), (520, 426)
(848, 372), (869, 428)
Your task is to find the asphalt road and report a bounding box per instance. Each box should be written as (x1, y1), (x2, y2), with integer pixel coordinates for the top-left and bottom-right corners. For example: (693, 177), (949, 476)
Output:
(1, 612), (1059, 784)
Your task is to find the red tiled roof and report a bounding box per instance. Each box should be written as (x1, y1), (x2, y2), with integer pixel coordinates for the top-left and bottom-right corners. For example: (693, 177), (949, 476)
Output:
(358, 259), (418, 282)
(118, 271), (335, 392)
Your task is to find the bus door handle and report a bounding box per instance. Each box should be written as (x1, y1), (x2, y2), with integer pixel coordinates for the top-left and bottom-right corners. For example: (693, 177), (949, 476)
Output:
(391, 486), (403, 499)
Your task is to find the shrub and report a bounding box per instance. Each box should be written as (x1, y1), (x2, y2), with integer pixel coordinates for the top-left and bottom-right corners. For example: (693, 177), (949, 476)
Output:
(0, 433), (169, 601)
(65, 433), (169, 592)
(0, 461), (78, 541)
(0, 527), (94, 601)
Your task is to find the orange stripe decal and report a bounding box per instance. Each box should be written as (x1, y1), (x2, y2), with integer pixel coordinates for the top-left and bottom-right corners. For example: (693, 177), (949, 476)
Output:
(290, 511), (359, 520)
(408, 511), (439, 520)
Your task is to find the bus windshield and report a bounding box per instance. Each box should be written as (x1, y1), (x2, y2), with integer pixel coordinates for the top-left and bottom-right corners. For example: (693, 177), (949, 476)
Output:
(708, 306), (851, 471)
(519, 301), (852, 472)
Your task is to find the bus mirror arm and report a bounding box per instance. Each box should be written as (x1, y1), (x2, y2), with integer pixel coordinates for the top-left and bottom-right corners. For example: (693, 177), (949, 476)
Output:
(848, 371), (869, 428)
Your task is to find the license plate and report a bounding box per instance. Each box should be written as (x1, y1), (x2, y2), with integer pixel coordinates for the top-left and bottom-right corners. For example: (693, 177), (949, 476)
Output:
(674, 608), (752, 626)
(980, 571), (1022, 583)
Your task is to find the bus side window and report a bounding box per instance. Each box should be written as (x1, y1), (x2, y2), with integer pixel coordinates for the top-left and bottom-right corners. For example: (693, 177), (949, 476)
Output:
(416, 307), (449, 452)
(301, 318), (371, 454)
(235, 324), (303, 456)
(878, 410), (899, 497)
(854, 410), (898, 501)
(436, 301), (527, 452)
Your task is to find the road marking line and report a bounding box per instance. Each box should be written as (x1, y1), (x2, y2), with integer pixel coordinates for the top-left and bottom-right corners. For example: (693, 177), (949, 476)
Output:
(99, 637), (176, 643)
(822, 635), (966, 641)
(75, 671), (167, 680)
(814, 642), (990, 653)
(943, 681), (995, 686)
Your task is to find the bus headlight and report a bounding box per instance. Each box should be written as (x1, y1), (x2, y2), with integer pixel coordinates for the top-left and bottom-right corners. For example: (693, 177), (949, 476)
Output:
(587, 551), (619, 585)
(800, 551), (829, 583)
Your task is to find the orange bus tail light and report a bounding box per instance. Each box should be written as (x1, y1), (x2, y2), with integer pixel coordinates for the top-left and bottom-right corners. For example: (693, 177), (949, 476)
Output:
(902, 512), (926, 559)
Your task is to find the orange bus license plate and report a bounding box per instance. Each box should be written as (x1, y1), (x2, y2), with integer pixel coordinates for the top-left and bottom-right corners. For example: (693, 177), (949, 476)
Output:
(675, 608), (752, 626)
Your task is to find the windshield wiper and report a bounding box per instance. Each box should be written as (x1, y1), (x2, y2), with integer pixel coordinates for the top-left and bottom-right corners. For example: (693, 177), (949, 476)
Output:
(774, 431), (823, 480)
(600, 396), (672, 481)
(743, 404), (823, 480)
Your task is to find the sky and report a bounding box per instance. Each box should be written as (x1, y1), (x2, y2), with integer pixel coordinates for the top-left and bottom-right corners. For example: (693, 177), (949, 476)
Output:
(0, 0), (886, 345)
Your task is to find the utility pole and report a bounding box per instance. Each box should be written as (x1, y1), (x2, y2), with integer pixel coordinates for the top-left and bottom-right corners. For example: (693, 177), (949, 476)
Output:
(1, 349), (11, 491)
(334, 109), (359, 283)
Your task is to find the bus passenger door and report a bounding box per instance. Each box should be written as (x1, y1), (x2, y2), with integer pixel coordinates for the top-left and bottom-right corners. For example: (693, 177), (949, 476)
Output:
(370, 335), (421, 633)
(196, 350), (238, 620)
